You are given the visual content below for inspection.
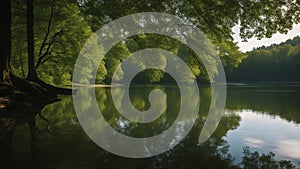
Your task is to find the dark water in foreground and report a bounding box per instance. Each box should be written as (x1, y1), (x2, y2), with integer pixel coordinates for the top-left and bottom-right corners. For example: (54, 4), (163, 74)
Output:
(1, 83), (300, 169)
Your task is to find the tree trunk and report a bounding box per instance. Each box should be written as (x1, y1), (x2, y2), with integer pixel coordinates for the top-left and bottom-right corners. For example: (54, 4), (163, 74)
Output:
(0, 0), (11, 82)
(26, 0), (38, 80)
(0, 0), (73, 96)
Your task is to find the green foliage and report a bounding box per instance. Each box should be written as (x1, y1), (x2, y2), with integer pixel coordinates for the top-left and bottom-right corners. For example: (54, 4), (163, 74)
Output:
(238, 0), (300, 40)
(80, 0), (300, 40)
(11, 0), (93, 86)
(79, 0), (300, 83)
(104, 42), (130, 82)
(73, 34), (107, 84)
(124, 34), (174, 83)
(9, 0), (300, 85)
(229, 36), (300, 82)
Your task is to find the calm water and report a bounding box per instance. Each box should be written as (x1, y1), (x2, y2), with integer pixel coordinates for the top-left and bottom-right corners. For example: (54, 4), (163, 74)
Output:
(1, 83), (300, 169)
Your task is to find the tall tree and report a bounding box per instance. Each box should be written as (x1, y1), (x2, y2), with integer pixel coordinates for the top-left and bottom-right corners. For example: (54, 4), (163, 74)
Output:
(0, 0), (11, 82)
(11, 0), (94, 86)
(26, 0), (38, 80)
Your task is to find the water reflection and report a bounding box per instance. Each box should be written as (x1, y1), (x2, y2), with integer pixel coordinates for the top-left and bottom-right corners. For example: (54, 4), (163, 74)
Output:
(225, 110), (300, 166)
(0, 100), (52, 169)
(226, 84), (300, 123)
(0, 84), (299, 168)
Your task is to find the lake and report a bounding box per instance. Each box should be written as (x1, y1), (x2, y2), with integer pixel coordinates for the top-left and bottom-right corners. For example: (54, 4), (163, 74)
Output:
(2, 83), (300, 169)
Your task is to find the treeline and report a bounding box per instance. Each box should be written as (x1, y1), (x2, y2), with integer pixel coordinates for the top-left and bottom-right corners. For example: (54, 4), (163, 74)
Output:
(228, 36), (300, 82)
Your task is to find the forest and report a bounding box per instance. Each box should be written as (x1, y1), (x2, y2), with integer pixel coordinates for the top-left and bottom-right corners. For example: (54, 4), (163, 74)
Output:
(228, 36), (300, 82)
(1, 0), (300, 90)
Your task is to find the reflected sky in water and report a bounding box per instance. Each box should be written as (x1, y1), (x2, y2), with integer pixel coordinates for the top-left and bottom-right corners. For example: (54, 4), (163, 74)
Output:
(1, 83), (300, 169)
(225, 109), (300, 165)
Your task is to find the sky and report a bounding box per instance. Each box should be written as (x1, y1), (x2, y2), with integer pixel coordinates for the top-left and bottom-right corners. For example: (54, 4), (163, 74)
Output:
(232, 23), (300, 52)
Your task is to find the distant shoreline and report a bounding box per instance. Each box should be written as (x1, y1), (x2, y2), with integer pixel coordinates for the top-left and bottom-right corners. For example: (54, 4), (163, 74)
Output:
(68, 81), (300, 88)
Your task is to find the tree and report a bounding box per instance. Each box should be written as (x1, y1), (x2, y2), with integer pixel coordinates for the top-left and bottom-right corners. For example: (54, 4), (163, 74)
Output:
(1, 0), (89, 104)
(9, 0), (94, 86)
(104, 42), (131, 83)
(79, 0), (300, 82)
(26, 0), (38, 80)
(0, 0), (11, 82)
(33, 0), (93, 85)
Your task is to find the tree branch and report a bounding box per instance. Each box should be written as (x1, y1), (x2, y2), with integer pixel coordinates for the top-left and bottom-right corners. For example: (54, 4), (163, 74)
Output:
(36, 7), (53, 69)
(35, 7), (64, 69)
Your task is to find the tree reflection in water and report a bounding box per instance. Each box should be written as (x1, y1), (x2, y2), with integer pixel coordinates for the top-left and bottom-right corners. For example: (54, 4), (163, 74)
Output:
(0, 85), (298, 169)
(0, 100), (53, 169)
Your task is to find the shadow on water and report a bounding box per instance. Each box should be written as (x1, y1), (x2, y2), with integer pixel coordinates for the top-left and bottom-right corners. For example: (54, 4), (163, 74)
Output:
(0, 100), (53, 169)
(0, 84), (299, 169)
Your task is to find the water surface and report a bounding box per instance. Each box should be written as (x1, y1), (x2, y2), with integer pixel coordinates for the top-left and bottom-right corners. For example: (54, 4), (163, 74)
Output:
(2, 83), (300, 169)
